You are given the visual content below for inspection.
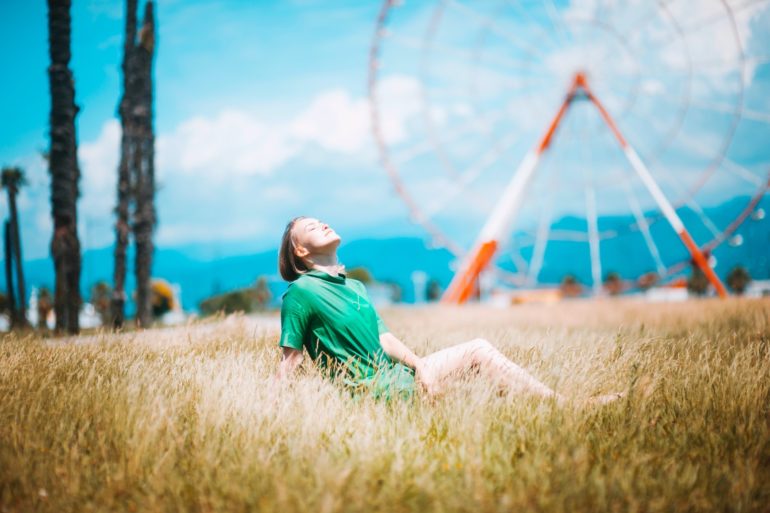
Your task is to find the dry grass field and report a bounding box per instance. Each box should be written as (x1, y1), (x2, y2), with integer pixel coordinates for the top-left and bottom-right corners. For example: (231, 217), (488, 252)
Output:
(1, 299), (769, 512)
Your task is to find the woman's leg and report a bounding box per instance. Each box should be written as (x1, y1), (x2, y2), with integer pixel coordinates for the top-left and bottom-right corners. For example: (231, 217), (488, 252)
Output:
(420, 338), (565, 402)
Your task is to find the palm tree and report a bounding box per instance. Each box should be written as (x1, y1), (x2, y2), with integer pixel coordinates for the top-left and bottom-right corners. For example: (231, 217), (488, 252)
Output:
(687, 265), (710, 296)
(37, 287), (54, 330)
(560, 274), (583, 298)
(2, 167), (28, 325)
(133, 0), (157, 328)
(426, 279), (442, 302)
(602, 271), (623, 296)
(47, 0), (82, 333)
(4, 221), (17, 326)
(253, 277), (272, 311)
(2, 167), (28, 326)
(113, 0), (156, 328)
(91, 281), (112, 325)
(636, 272), (659, 291)
(112, 0), (138, 328)
(726, 265), (751, 295)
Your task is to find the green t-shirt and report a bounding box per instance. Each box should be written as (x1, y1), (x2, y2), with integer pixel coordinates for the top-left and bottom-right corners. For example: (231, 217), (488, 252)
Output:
(279, 269), (415, 399)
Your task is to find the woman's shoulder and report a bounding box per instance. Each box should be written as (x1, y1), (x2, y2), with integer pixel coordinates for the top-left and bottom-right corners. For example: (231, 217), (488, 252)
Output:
(346, 278), (368, 295)
(281, 275), (317, 303)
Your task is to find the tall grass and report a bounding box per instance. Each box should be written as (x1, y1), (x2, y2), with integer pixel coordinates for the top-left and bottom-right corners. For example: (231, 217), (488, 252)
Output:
(1, 299), (769, 512)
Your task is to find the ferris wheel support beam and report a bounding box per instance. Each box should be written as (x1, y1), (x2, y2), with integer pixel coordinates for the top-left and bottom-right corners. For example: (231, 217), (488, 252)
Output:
(440, 150), (541, 303)
(585, 86), (729, 298)
(442, 78), (578, 304)
(441, 72), (729, 304)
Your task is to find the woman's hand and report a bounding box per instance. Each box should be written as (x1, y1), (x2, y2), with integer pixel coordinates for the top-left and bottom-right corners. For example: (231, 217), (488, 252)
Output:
(275, 347), (304, 382)
(414, 359), (438, 397)
(378, 333), (438, 396)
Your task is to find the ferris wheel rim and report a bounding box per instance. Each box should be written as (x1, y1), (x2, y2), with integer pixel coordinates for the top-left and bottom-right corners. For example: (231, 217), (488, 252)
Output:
(419, 0), (749, 234)
(368, 0), (769, 284)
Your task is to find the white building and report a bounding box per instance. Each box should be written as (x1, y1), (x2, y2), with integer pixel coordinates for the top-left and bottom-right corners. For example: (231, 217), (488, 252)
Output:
(746, 280), (770, 298)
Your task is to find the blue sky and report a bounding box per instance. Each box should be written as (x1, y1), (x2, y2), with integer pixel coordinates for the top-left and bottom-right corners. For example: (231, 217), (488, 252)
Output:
(1, 0), (768, 279)
(1, 0), (415, 261)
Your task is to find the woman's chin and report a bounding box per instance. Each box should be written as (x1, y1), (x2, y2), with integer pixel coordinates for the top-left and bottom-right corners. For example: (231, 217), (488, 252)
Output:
(325, 234), (342, 247)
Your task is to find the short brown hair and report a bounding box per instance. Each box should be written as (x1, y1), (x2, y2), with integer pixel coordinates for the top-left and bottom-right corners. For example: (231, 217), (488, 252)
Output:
(278, 216), (309, 282)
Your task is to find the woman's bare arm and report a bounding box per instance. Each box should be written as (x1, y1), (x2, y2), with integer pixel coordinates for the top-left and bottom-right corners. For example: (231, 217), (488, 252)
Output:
(275, 347), (304, 381)
(379, 332), (422, 369)
(379, 332), (437, 394)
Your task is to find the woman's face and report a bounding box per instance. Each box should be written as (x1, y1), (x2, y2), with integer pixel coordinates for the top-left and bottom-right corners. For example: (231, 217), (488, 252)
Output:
(292, 217), (341, 257)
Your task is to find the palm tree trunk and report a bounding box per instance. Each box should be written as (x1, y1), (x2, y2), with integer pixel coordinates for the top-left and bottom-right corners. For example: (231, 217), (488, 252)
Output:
(112, 0), (139, 329)
(4, 221), (17, 328)
(8, 189), (27, 323)
(133, 1), (156, 328)
(47, 0), (82, 334)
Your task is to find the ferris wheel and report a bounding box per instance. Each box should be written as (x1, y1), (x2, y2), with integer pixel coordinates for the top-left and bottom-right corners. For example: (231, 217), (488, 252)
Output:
(368, 0), (770, 302)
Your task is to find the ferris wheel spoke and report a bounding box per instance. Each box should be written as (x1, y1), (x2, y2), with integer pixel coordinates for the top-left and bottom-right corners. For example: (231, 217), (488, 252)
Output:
(647, 160), (725, 240)
(621, 178), (668, 276)
(667, 125), (766, 188)
(471, 72), (553, 94)
(527, 180), (555, 286)
(428, 74), (549, 99)
(542, 0), (573, 46)
(422, 131), (520, 219)
(665, 54), (763, 73)
(548, 230), (588, 242)
(386, 31), (540, 73)
(749, 55), (770, 67)
(673, 0), (770, 38)
(660, 63), (739, 77)
(589, 61), (642, 81)
(637, 87), (748, 119)
(584, 185), (603, 295)
(446, 0), (549, 60)
(501, 0), (565, 51)
(602, 0), (681, 49)
(392, 110), (506, 166)
(400, 112), (506, 166)
(656, 0), (767, 50)
(471, 55), (554, 79)
(693, 101), (770, 124)
(509, 242), (530, 276)
(577, 101), (604, 295)
(719, 157), (766, 187)
(429, 78), (550, 106)
(473, 71), (555, 94)
(676, 190), (724, 240)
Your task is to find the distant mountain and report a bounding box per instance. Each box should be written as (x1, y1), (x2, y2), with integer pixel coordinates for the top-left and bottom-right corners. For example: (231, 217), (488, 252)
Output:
(4, 195), (768, 311)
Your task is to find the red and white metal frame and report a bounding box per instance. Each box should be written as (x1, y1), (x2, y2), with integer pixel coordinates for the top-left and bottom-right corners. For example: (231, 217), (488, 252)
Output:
(441, 72), (729, 303)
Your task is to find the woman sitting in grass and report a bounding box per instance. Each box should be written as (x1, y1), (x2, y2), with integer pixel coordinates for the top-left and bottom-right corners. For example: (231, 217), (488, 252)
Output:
(275, 216), (622, 404)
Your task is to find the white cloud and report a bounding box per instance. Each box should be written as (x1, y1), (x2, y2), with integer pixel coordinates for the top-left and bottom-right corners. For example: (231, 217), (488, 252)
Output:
(155, 75), (422, 178)
(374, 74), (423, 144)
(156, 220), (268, 246)
(157, 110), (299, 178)
(75, 119), (123, 250)
(8, 76), (422, 252)
(564, 0), (769, 92)
(35, 210), (52, 235)
(79, 119), (120, 204)
(290, 89), (370, 153)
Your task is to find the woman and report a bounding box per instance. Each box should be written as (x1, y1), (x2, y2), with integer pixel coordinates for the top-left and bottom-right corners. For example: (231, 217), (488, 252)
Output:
(276, 216), (622, 404)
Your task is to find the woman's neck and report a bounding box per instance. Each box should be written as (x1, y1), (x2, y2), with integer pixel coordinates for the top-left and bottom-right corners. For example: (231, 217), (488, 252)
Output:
(308, 253), (344, 276)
